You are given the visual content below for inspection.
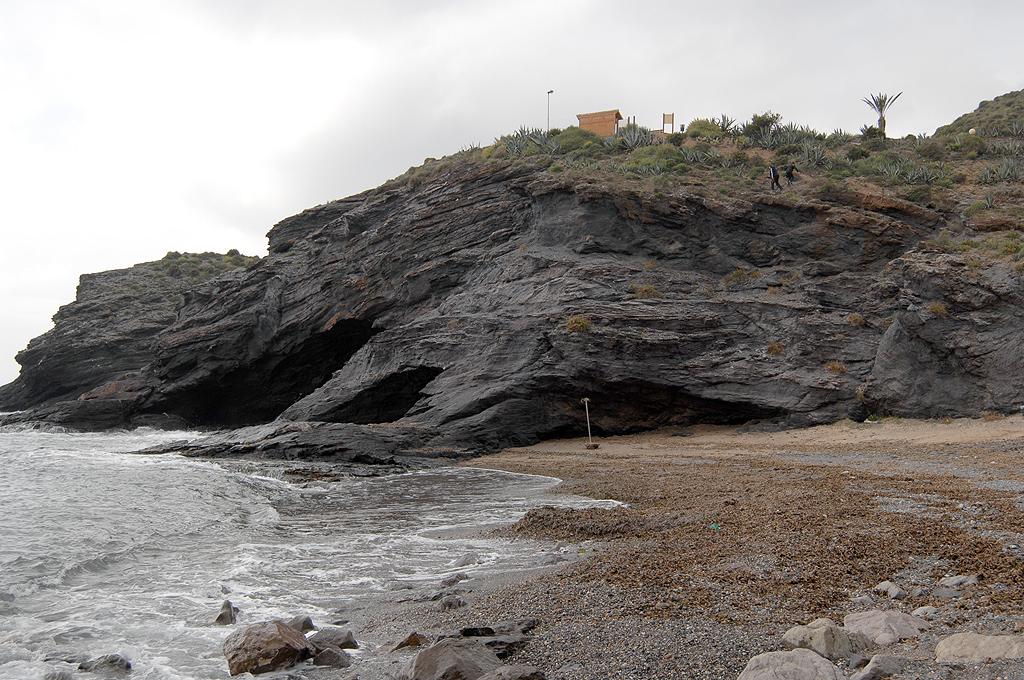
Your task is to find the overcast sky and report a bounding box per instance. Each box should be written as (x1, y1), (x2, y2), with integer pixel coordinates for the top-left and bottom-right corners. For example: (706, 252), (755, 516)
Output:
(1, 0), (1022, 384)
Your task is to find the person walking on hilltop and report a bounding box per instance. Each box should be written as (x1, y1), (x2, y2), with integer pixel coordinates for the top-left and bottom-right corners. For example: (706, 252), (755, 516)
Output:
(768, 164), (782, 192)
(784, 163), (798, 185)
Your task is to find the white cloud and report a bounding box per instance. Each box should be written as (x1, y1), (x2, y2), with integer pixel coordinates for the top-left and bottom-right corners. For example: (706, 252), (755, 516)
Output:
(1, 0), (1022, 384)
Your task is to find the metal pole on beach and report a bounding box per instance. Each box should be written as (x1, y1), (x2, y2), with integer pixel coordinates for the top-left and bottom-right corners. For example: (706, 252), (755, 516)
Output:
(581, 397), (598, 449)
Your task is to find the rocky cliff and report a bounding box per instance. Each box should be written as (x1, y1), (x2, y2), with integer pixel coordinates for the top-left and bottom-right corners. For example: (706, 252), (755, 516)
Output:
(0, 252), (258, 427)
(4, 139), (1024, 457)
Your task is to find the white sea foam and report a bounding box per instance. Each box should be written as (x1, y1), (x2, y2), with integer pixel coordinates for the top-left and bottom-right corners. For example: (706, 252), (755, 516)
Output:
(0, 430), (610, 679)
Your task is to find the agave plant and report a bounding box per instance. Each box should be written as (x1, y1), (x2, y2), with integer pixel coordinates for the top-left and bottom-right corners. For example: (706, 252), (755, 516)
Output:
(562, 157), (597, 170)
(714, 114), (737, 134)
(616, 124), (654, 151)
(801, 142), (829, 168)
(499, 127), (535, 157)
(992, 141), (1024, 157)
(751, 128), (782, 150)
(905, 163), (943, 185)
(527, 129), (561, 154)
(1009, 122), (1024, 138)
(996, 158), (1023, 181)
(878, 160), (906, 183)
(862, 92), (902, 137)
(629, 162), (666, 176)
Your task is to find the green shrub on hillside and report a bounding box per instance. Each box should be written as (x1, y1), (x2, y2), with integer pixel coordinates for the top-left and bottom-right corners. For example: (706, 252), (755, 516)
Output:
(686, 118), (722, 138)
(950, 134), (988, 159)
(552, 126), (603, 153)
(916, 138), (948, 161)
(742, 111), (782, 138)
(846, 146), (870, 161)
(860, 125), (884, 140)
(621, 144), (688, 174)
(156, 250), (258, 281)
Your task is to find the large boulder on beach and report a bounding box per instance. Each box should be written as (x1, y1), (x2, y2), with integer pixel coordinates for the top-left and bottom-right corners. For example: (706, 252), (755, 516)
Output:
(738, 648), (845, 680)
(222, 621), (315, 676)
(405, 638), (502, 680)
(781, 617), (871, 661)
(78, 654), (132, 674)
(477, 665), (546, 680)
(843, 610), (929, 646)
(935, 632), (1024, 663)
(309, 626), (358, 650)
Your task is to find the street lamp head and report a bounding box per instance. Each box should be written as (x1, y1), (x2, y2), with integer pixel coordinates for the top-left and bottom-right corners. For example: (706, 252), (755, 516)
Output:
(547, 89), (554, 94)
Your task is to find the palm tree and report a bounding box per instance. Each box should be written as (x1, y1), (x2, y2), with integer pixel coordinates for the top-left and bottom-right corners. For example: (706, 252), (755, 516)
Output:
(862, 92), (903, 137)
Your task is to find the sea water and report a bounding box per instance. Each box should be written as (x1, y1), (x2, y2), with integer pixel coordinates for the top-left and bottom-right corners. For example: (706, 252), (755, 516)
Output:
(0, 424), (602, 679)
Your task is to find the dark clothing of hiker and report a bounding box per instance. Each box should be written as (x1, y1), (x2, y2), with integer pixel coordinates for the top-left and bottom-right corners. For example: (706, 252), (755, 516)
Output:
(769, 165), (782, 191)
(784, 164), (798, 185)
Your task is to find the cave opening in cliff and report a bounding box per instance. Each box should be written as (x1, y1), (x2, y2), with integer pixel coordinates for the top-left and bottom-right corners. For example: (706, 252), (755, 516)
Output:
(153, 319), (378, 427)
(535, 379), (787, 440)
(318, 366), (444, 424)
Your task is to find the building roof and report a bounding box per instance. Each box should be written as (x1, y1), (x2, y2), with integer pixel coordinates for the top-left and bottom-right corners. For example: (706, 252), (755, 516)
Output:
(577, 109), (623, 120)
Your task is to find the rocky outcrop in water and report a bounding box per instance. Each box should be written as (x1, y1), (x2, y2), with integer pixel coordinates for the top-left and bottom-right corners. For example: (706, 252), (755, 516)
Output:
(4, 155), (1024, 455)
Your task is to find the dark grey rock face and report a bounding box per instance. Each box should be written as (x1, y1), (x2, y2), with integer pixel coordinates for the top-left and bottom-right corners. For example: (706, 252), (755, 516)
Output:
(3, 158), (1022, 455)
(0, 252), (257, 415)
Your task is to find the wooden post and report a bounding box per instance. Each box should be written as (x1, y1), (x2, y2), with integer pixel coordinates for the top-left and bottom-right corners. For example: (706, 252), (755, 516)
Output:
(581, 397), (599, 449)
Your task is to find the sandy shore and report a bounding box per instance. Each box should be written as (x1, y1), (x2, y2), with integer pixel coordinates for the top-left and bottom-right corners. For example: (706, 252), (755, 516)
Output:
(438, 416), (1024, 679)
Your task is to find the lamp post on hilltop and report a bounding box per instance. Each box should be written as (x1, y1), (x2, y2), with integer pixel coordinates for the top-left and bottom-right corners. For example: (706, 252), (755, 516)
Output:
(547, 90), (554, 132)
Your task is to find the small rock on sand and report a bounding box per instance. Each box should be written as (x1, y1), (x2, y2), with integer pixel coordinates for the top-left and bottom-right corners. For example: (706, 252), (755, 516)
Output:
(781, 617), (871, 661)
(912, 606), (940, 619)
(738, 648), (845, 680)
(872, 580), (906, 600)
(938, 574), (978, 588)
(285, 614), (316, 632)
(460, 626), (496, 637)
(78, 654), (132, 674)
(309, 626), (358, 651)
(451, 553), (480, 568)
(930, 586), (961, 600)
(850, 654), (907, 680)
(440, 572), (470, 588)
(405, 638), (501, 680)
(477, 664), (546, 680)
(440, 595), (468, 611)
(843, 610), (929, 646)
(394, 632), (431, 651)
(312, 647), (353, 668)
(935, 632), (1024, 663)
